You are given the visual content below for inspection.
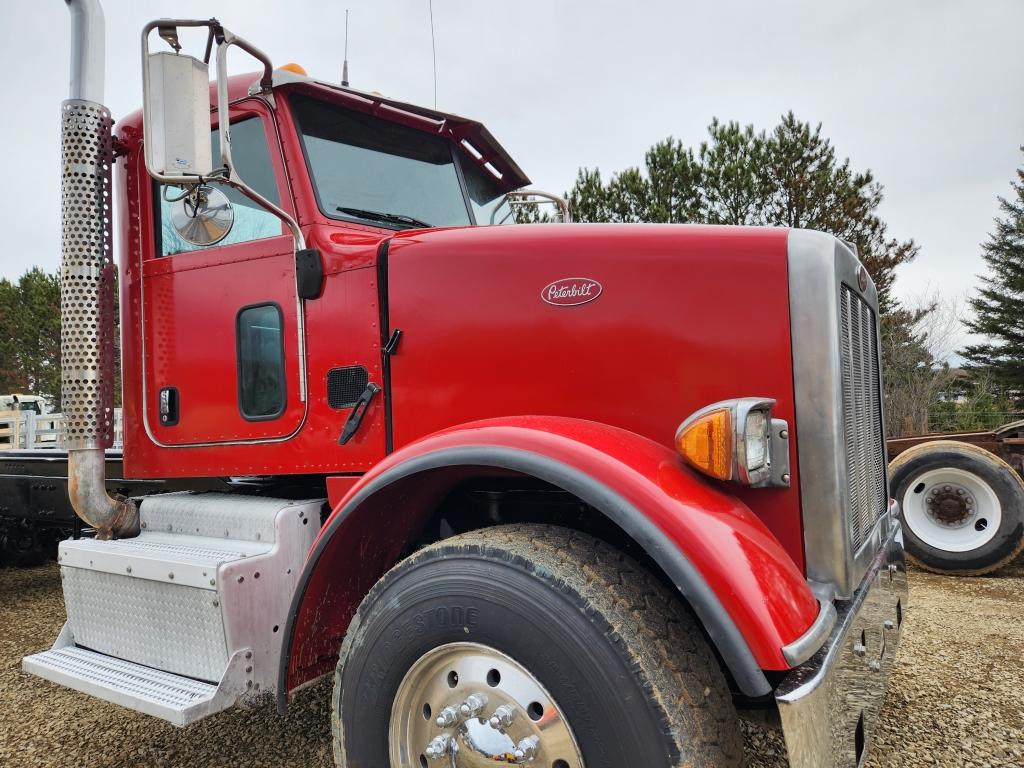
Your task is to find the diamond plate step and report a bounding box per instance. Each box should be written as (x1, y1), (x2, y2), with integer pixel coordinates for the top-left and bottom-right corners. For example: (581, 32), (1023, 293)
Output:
(23, 630), (247, 727)
(53, 493), (321, 683)
(24, 492), (323, 725)
(60, 532), (268, 590)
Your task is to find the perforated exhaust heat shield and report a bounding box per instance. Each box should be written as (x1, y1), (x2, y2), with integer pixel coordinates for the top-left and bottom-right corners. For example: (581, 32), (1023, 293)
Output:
(59, 97), (138, 539)
(61, 98), (116, 451)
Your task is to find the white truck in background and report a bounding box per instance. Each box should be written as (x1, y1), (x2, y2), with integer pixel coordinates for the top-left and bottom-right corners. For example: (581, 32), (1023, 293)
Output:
(0, 394), (51, 416)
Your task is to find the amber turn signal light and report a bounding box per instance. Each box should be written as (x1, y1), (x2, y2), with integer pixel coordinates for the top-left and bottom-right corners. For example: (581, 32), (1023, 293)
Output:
(676, 407), (734, 481)
(675, 397), (791, 488)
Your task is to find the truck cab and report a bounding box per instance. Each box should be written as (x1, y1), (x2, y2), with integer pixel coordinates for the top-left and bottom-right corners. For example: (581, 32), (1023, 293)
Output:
(116, 68), (537, 478)
(23, 7), (907, 768)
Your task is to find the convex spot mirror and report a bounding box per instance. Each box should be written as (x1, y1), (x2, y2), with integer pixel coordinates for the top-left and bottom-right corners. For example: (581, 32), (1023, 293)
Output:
(167, 185), (234, 246)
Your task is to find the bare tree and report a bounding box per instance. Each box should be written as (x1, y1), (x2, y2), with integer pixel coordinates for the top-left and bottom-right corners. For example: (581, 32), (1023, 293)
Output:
(882, 293), (961, 437)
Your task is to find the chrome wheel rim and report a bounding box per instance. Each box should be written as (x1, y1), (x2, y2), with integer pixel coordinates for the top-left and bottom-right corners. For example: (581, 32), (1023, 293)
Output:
(902, 467), (1002, 552)
(389, 642), (584, 768)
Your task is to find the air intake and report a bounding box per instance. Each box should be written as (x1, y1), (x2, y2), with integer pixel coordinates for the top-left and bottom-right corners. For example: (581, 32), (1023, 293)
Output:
(327, 366), (369, 409)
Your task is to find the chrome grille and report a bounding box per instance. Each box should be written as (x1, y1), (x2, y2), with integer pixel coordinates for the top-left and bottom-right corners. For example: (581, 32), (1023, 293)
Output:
(839, 284), (887, 551)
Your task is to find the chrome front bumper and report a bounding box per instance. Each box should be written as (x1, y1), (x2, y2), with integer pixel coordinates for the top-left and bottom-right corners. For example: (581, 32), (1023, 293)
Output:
(775, 517), (907, 768)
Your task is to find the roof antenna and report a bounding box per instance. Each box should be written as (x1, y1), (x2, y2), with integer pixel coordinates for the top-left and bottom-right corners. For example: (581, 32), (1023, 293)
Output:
(341, 9), (350, 87)
(429, 0), (437, 108)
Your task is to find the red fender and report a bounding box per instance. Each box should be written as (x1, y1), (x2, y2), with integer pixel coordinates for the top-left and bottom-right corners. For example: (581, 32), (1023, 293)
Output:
(279, 416), (819, 705)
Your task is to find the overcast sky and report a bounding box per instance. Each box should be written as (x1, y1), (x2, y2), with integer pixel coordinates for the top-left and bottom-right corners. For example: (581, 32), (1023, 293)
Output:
(2, 1), (1021, 358)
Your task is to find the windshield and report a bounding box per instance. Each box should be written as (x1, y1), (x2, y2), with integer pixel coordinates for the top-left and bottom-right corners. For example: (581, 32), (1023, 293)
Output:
(291, 93), (473, 229)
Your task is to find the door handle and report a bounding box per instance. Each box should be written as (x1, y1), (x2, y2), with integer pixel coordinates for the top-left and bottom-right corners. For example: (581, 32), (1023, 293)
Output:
(338, 383), (381, 445)
(158, 387), (179, 426)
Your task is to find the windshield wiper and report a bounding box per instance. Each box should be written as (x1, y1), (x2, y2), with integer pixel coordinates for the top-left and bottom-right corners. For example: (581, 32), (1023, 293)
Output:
(336, 207), (431, 230)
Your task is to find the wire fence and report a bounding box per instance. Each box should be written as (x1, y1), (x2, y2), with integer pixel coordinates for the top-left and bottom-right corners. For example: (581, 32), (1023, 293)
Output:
(0, 410), (123, 450)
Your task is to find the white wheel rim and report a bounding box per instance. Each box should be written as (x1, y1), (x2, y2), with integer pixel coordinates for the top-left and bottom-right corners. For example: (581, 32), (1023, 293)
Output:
(901, 467), (1002, 552)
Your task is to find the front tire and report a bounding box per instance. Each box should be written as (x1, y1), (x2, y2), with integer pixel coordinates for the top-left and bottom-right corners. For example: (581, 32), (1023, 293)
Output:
(890, 440), (1024, 575)
(332, 524), (743, 767)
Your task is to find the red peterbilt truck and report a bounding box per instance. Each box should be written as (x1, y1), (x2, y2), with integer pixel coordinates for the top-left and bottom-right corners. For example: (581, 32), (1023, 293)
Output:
(23, 3), (907, 767)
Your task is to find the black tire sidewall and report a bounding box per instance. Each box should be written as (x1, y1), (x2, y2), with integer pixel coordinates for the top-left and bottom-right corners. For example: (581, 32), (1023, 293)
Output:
(0, 527), (48, 568)
(892, 448), (1024, 572)
(336, 550), (677, 767)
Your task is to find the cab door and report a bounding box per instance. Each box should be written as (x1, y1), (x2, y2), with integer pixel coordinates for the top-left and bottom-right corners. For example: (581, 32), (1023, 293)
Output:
(142, 100), (306, 446)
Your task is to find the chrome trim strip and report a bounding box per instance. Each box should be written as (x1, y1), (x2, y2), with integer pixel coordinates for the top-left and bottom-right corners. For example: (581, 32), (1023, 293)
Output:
(782, 599), (837, 667)
(788, 229), (888, 598)
(775, 519), (907, 768)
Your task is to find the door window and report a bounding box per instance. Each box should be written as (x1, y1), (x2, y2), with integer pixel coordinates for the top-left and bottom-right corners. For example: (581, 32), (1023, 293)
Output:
(157, 117), (283, 256)
(236, 303), (286, 420)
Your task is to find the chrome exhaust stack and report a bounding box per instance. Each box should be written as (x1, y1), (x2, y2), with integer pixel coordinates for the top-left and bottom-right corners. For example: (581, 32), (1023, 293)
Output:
(61, 0), (138, 539)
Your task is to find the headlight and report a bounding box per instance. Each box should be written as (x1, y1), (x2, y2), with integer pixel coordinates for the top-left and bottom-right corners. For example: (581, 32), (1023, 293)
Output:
(675, 398), (790, 488)
(743, 408), (769, 471)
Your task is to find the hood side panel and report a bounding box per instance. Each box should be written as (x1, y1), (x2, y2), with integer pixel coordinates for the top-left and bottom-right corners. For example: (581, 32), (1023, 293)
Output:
(386, 224), (804, 569)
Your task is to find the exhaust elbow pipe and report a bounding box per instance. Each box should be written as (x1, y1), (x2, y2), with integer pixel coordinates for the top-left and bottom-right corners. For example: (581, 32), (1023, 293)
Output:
(69, 452), (139, 539)
(61, 0), (138, 540)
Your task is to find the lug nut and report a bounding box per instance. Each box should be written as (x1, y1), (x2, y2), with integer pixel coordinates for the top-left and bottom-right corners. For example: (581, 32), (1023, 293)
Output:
(869, 659), (881, 672)
(853, 643), (867, 658)
(883, 620), (895, 631)
(956, 488), (964, 496)
(488, 703), (516, 729)
(513, 735), (539, 762)
(424, 734), (452, 760)
(459, 692), (488, 718)
(943, 485), (951, 492)
(435, 706), (459, 728)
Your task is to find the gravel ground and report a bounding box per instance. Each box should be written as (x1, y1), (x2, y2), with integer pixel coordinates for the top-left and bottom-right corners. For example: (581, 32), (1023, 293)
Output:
(1, 558), (1022, 767)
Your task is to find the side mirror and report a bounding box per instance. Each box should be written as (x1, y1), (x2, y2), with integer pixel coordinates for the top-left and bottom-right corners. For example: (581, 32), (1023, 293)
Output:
(492, 190), (572, 224)
(140, 19), (304, 259)
(166, 185), (234, 246)
(143, 49), (214, 178)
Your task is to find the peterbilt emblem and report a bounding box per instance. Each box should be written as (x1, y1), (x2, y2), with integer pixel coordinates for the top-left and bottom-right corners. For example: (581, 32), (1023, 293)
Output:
(857, 265), (869, 292)
(541, 278), (603, 307)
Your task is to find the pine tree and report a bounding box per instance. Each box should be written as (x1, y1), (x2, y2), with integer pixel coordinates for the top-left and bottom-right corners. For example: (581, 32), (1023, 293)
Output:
(566, 112), (917, 314)
(0, 268), (62, 404)
(961, 151), (1024, 397)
